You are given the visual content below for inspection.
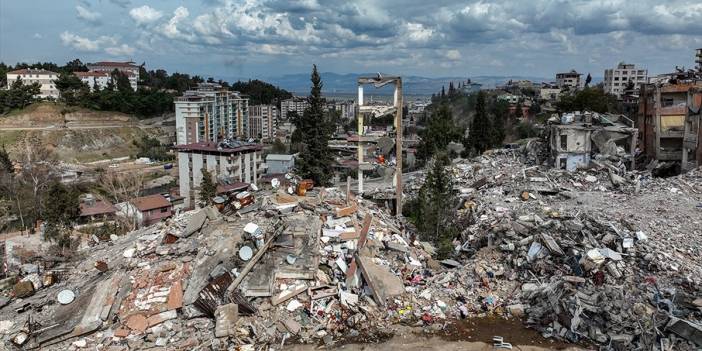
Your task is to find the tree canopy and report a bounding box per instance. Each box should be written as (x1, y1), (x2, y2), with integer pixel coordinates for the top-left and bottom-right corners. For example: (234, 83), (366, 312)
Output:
(294, 65), (335, 186)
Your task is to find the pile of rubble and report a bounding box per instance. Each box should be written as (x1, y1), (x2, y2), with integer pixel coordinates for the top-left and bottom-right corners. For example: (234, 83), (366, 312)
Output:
(0, 148), (700, 350)
(402, 149), (702, 350)
(0, 182), (447, 350)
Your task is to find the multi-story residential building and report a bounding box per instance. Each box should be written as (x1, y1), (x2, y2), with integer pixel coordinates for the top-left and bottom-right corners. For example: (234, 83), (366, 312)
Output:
(280, 97), (309, 120)
(539, 83), (561, 101)
(175, 83), (250, 145)
(326, 100), (356, 120)
(696, 48), (702, 72)
(248, 115), (263, 139)
(6, 68), (59, 98)
(604, 63), (648, 98)
(638, 77), (702, 171)
(86, 61), (139, 91)
(556, 70), (583, 90)
(175, 140), (263, 208)
(74, 71), (111, 91)
(250, 104), (278, 140)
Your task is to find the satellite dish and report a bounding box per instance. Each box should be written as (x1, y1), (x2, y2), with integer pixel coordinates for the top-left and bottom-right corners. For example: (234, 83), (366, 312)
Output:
(57, 290), (75, 305)
(239, 246), (253, 261)
(271, 178), (280, 189)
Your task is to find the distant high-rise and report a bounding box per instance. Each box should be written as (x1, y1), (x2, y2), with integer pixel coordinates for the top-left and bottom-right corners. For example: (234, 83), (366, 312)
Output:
(175, 83), (249, 145)
(696, 48), (702, 72)
(280, 97), (309, 120)
(556, 70), (583, 90)
(249, 104), (278, 141)
(604, 62), (648, 98)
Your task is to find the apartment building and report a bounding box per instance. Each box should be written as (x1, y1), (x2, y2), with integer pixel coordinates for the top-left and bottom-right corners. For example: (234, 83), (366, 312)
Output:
(74, 71), (111, 91)
(86, 61), (139, 91)
(6, 68), (59, 98)
(697, 48), (702, 72)
(175, 140), (263, 208)
(280, 97), (309, 120)
(604, 63), (648, 98)
(326, 100), (356, 120)
(638, 77), (702, 171)
(175, 83), (250, 145)
(250, 104), (278, 140)
(556, 70), (583, 90)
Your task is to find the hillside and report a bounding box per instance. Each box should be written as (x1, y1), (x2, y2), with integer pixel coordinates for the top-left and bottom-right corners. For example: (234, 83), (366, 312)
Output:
(0, 102), (174, 163)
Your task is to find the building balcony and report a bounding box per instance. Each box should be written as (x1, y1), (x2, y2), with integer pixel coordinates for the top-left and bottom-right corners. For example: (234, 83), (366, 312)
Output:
(659, 105), (687, 116)
(660, 130), (684, 138)
(657, 149), (682, 161)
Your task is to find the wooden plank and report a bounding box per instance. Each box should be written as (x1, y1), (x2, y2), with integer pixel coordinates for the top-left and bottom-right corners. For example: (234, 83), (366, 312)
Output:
(226, 222), (284, 295)
(357, 214), (372, 249)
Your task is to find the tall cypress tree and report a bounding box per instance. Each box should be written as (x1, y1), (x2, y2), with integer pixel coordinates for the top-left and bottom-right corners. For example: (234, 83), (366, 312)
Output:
(417, 152), (458, 258)
(294, 65), (334, 186)
(465, 91), (492, 155)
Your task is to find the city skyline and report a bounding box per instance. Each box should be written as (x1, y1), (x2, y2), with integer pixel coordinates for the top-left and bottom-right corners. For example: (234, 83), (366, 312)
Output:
(1, 0), (702, 80)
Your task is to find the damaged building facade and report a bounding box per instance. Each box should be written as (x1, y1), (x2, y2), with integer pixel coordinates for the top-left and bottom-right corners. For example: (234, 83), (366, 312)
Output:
(175, 83), (250, 145)
(549, 112), (638, 171)
(175, 140), (263, 208)
(638, 75), (702, 171)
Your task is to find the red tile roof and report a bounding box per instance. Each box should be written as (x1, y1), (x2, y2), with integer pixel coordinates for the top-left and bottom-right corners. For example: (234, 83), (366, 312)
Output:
(88, 61), (137, 67)
(75, 71), (110, 77)
(131, 194), (172, 212)
(8, 68), (58, 75)
(80, 200), (117, 217)
(216, 182), (249, 194)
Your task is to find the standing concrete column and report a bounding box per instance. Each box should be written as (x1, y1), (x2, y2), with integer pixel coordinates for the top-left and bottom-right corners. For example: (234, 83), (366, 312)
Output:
(357, 84), (364, 194)
(394, 80), (403, 216)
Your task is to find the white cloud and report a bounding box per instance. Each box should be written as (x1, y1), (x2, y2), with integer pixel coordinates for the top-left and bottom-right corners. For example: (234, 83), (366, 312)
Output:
(76, 5), (101, 22)
(60, 32), (112, 52)
(129, 5), (163, 25)
(105, 44), (136, 56)
(405, 23), (434, 42)
(445, 49), (461, 61)
(33, 33), (42, 39)
(161, 6), (193, 40)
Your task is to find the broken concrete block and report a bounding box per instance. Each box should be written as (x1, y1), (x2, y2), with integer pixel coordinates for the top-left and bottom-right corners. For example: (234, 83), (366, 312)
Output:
(182, 210), (207, 238)
(214, 303), (239, 338)
(147, 310), (177, 328)
(126, 314), (148, 332)
(356, 255), (404, 306)
(13, 280), (35, 298)
(286, 299), (303, 312)
(167, 280), (184, 310)
(272, 284), (306, 306)
(283, 319), (301, 335)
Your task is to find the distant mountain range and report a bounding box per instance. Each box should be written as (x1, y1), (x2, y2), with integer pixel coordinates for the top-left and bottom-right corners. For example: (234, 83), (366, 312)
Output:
(262, 72), (555, 96)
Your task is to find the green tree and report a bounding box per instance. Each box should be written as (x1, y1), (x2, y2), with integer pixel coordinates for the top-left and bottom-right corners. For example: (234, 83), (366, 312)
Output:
(416, 105), (463, 162)
(54, 72), (90, 105)
(416, 152), (458, 258)
(271, 139), (288, 154)
(514, 102), (523, 118)
(556, 87), (618, 113)
(294, 65), (335, 186)
(0, 146), (12, 174)
(199, 168), (216, 207)
(0, 77), (40, 113)
(43, 181), (80, 248)
(464, 91), (492, 155)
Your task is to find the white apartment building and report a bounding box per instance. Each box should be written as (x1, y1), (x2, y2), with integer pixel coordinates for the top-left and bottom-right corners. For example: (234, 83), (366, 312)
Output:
(326, 100), (356, 120)
(86, 61), (139, 91)
(6, 68), (59, 98)
(175, 83), (250, 145)
(280, 97), (309, 120)
(697, 48), (702, 72)
(603, 63), (648, 98)
(556, 70), (584, 90)
(175, 141), (263, 208)
(250, 104), (278, 141)
(74, 71), (111, 91)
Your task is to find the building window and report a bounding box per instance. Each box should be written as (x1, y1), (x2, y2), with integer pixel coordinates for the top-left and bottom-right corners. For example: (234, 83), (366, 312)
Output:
(161, 207), (169, 213)
(662, 98), (674, 107)
(560, 135), (567, 149)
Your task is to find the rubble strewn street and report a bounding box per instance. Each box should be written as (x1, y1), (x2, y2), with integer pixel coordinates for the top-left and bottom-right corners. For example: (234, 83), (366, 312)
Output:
(1, 145), (701, 350)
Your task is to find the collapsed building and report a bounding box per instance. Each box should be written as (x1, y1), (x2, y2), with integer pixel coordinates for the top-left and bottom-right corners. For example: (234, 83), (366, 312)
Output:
(548, 111), (638, 172)
(638, 71), (702, 172)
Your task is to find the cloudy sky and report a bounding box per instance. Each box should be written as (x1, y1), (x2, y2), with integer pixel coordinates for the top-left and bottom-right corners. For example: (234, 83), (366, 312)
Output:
(1, 0), (701, 80)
